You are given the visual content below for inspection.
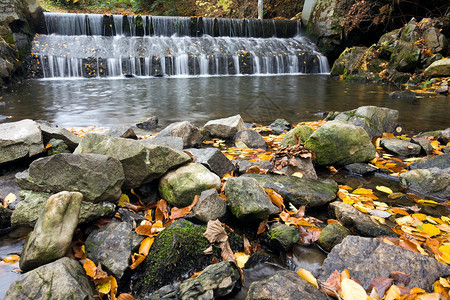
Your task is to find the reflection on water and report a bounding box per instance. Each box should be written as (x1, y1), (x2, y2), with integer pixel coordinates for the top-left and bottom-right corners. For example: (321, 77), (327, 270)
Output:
(1, 75), (449, 134)
(0, 230), (27, 299)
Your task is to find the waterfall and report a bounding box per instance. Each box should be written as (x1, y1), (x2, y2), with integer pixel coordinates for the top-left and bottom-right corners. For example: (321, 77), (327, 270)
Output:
(33, 12), (329, 78)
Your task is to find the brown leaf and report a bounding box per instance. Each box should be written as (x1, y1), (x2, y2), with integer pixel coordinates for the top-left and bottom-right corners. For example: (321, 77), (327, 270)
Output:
(245, 165), (261, 174)
(295, 206), (306, 218)
(243, 235), (252, 255)
(93, 263), (109, 283)
(320, 270), (342, 297)
(368, 277), (393, 297)
(264, 188), (284, 210)
(203, 220), (228, 243)
(298, 226), (318, 245)
(257, 219), (268, 235)
(155, 199), (169, 222)
(169, 195), (200, 221)
(389, 271), (410, 287)
(93, 218), (113, 228)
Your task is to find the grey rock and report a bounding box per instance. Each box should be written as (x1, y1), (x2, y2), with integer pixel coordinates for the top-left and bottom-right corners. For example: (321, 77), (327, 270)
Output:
(409, 154), (450, 170)
(400, 167), (450, 201)
(265, 222), (299, 252)
(20, 192), (83, 272)
(319, 236), (450, 292)
(148, 284), (178, 300)
(389, 90), (417, 99)
(190, 189), (227, 223)
(0, 119), (44, 165)
(281, 126), (313, 146)
(335, 106), (399, 139)
(185, 148), (236, 177)
(268, 119), (292, 135)
(203, 115), (247, 139)
(37, 120), (81, 149)
(278, 156), (317, 179)
(12, 190), (115, 228)
(46, 138), (70, 155)
(142, 136), (184, 151)
(329, 201), (394, 237)
(0, 206), (11, 230)
(136, 116), (158, 130)
(304, 120), (376, 166)
(381, 138), (421, 156)
(159, 163), (221, 208)
(16, 153), (124, 203)
(244, 174), (338, 208)
(5, 257), (95, 300)
(391, 40), (421, 72)
(234, 130), (267, 150)
(224, 176), (279, 221)
(104, 126), (137, 139)
(233, 159), (272, 174)
(344, 163), (378, 175)
(85, 220), (144, 279)
(177, 261), (240, 300)
(424, 58), (450, 77)
(439, 128), (450, 144)
(74, 133), (191, 188)
(246, 270), (328, 300)
(0, 171), (21, 210)
(317, 222), (352, 252)
(443, 145), (450, 154)
(157, 121), (203, 148)
(411, 137), (433, 155)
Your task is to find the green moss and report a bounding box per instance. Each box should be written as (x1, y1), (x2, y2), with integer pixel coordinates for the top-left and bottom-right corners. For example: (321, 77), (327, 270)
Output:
(281, 126), (314, 146)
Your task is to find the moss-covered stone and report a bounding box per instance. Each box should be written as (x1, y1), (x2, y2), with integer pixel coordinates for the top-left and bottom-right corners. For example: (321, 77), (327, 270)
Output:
(281, 126), (314, 146)
(265, 222), (299, 252)
(134, 220), (212, 296)
(317, 222), (351, 252)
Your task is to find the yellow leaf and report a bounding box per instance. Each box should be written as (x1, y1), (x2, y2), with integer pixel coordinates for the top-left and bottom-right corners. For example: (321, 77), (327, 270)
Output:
(420, 223), (441, 237)
(352, 188), (373, 195)
(4, 193), (17, 204)
(412, 213), (427, 221)
(342, 196), (354, 205)
(384, 285), (401, 300)
(439, 277), (450, 288)
(2, 254), (20, 263)
(110, 276), (118, 300)
(340, 278), (367, 300)
(376, 186), (393, 194)
(442, 216), (450, 224)
(139, 237), (154, 256)
(84, 258), (97, 278)
(296, 268), (318, 288)
(98, 279), (111, 294)
(417, 199), (439, 206)
(234, 252), (249, 268)
(430, 140), (439, 150)
(388, 192), (405, 200)
(117, 194), (130, 208)
(438, 245), (450, 264)
(129, 254), (146, 270)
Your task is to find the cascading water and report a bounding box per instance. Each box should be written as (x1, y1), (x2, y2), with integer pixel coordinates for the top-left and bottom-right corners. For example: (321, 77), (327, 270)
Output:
(32, 12), (329, 78)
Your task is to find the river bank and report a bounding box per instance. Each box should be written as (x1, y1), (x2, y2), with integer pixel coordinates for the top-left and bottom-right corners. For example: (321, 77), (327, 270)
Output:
(1, 107), (449, 299)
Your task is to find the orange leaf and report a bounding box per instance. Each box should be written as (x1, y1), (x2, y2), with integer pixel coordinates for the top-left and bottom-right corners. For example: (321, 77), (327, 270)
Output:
(139, 237), (154, 256)
(257, 219), (268, 235)
(110, 276), (118, 300)
(338, 185), (353, 190)
(135, 224), (153, 236)
(169, 195), (200, 221)
(382, 132), (396, 139)
(129, 254), (146, 270)
(391, 207), (409, 216)
(155, 199), (169, 222)
(264, 188), (284, 210)
(83, 258), (97, 278)
(93, 264), (109, 283)
(352, 188), (373, 195)
(118, 293), (136, 300)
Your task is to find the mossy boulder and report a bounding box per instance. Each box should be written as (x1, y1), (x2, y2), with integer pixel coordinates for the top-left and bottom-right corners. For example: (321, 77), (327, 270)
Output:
(134, 220), (211, 296)
(281, 126), (314, 146)
(317, 222), (351, 252)
(304, 120), (376, 166)
(390, 40), (421, 72)
(264, 222), (299, 252)
(424, 59), (450, 77)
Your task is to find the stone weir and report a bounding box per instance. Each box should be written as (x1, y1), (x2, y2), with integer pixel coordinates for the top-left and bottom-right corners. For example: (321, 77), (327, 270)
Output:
(30, 12), (329, 78)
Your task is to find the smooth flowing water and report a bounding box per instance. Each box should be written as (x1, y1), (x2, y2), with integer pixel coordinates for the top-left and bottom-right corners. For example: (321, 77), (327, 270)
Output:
(1, 75), (449, 134)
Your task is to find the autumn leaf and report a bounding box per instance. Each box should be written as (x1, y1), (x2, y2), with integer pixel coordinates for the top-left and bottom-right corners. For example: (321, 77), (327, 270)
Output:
(376, 185), (393, 194)
(340, 278), (367, 300)
(384, 284), (401, 300)
(117, 293), (136, 300)
(438, 245), (450, 264)
(234, 252), (249, 268)
(264, 188), (284, 210)
(139, 237), (154, 256)
(203, 219), (228, 243)
(368, 277), (393, 297)
(257, 219), (268, 235)
(135, 224), (153, 236)
(321, 270), (342, 297)
(98, 279), (111, 294)
(352, 188), (373, 195)
(129, 254), (146, 270)
(118, 194), (130, 208)
(84, 258), (97, 278)
(155, 199), (169, 222)
(169, 195), (200, 221)
(297, 268), (318, 288)
(2, 254), (20, 264)
(419, 224), (441, 237)
(388, 192), (405, 200)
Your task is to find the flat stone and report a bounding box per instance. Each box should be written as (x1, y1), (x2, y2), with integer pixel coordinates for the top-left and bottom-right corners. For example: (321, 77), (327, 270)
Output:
(424, 58), (450, 77)
(203, 115), (247, 139)
(103, 126), (137, 139)
(409, 154), (450, 170)
(410, 137), (433, 155)
(268, 119), (292, 134)
(319, 236), (450, 292)
(344, 163), (378, 175)
(157, 121), (203, 148)
(185, 148), (235, 177)
(381, 138), (421, 156)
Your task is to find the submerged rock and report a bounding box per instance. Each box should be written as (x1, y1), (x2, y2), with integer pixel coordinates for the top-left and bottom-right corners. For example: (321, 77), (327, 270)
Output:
(185, 148), (236, 177)
(15, 153), (124, 203)
(159, 163), (221, 208)
(74, 133), (190, 188)
(317, 222), (352, 252)
(20, 192), (83, 272)
(85, 220), (144, 280)
(400, 167), (450, 200)
(225, 176), (279, 221)
(244, 174), (338, 208)
(177, 261), (240, 299)
(11, 190), (115, 228)
(281, 125), (313, 146)
(319, 236), (450, 292)
(134, 220), (211, 296)
(157, 121), (203, 148)
(304, 120), (376, 166)
(233, 159), (272, 174)
(246, 270), (328, 300)
(409, 153), (450, 170)
(0, 119), (44, 165)
(329, 201), (394, 237)
(234, 129), (267, 150)
(344, 163), (377, 175)
(203, 115), (247, 139)
(5, 257), (96, 300)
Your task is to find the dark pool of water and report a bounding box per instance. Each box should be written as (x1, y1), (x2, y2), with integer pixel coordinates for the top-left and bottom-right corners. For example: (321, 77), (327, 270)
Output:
(1, 75), (449, 134)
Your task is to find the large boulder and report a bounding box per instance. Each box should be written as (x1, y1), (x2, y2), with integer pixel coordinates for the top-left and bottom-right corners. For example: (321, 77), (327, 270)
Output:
(246, 270), (328, 300)
(11, 190), (115, 228)
(15, 153), (124, 203)
(329, 201), (394, 237)
(156, 121), (203, 148)
(233, 130), (267, 150)
(74, 133), (191, 188)
(224, 176), (279, 221)
(424, 59), (450, 77)
(5, 257), (96, 300)
(400, 167), (450, 201)
(334, 106), (399, 139)
(177, 261), (240, 299)
(243, 174), (337, 208)
(134, 220), (211, 296)
(203, 115), (247, 139)
(319, 236), (450, 292)
(0, 119), (44, 165)
(159, 163), (221, 208)
(19, 191), (83, 272)
(184, 148), (236, 177)
(85, 220), (144, 279)
(304, 120), (376, 166)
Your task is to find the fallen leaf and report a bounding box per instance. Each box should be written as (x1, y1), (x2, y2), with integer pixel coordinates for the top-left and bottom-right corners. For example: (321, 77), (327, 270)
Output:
(110, 276), (118, 300)
(376, 186), (393, 194)
(139, 237), (154, 256)
(388, 192), (405, 200)
(384, 285), (401, 300)
(129, 254), (146, 270)
(3, 193), (17, 207)
(340, 277), (367, 300)
(390, 207), (409, 216)
(117, 293), (136, 300)
(169, 195), (200, 221)
(419, 224), (441, 237)
(257, 219), (268, 235)
(368, 277), (393, 298)
(297, 268), (318, 288)
(438, 245), (450, 264)
(155, 199), (169, 222)
(321, 270), (342, 297)
(234, 252), (249, 268)
(135, 224), (153, 236)
(83, 258), (97, 278)
(203, 219), (228, 243)
(93, 264), (109, 283)
(352, 188), (373, 195)
(117, 194), (130, 208)
(264, 188), (284, 210)
(98, 279), (111, 294)
(2, 254), (20, 264)
(389, 271), (410, 287)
